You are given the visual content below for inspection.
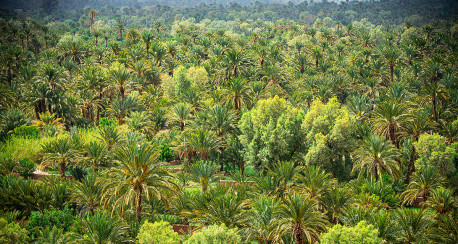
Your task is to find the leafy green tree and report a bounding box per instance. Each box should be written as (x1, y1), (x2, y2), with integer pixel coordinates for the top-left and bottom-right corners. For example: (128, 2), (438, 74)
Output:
(239, 96), (305, 172)
(352, 134), (401, 182)
(302, 98), (356, 180)
(413, 133), (456, 176)
(137, 220), (180, 244)
(321, 221), (382, 244)
(185, 224), (241, 244)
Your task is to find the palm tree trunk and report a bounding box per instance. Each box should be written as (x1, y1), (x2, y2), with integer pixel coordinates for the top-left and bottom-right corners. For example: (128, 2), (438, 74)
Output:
(405, 145), (416, 184)
(60, 160), (66, 178)
(293, 225), (304, 244)
(136, 190), (142, 223)
(390, 63), (394, 83)
(374, 165), (379, 182)
(432, 96), (438, 122)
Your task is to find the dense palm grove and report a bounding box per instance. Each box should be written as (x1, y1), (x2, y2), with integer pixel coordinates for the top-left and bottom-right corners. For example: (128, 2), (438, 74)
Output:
(0, 0), (457, 243)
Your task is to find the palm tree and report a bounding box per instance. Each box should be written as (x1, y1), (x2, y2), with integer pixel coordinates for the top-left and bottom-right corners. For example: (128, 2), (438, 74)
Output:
(224, 77), (252, 111)
(34, 225), (69, 244)
(126, 29), (139, 44)
(41, 136), (79, 178)
(310, 47), (322, 68)
(394, 208), (433, 243)
(187, 127), (220, 160)
(244, 196), (279, 244)
(422, 79), (448, 123)
(108, 97), (139, 125)
(69, 210), (132, 243)
(168, 103), (192, 131)
(88, 9), (98, 32)
(71, 173), (103, 215)
(274, 194), (328, 244)
(33, 111), (64, 132)
(352, 134), (401, 182)
(371, 99), (407, 147)
(84, 141), (108, 173)
(79, 66), (108, 126)
(221, 49), (251, 79)
(429, 213), (458, 244)
(101, 140), (174, 223)
(402, 166), (445, 205)
(109, 67), (132, 100)
(399, 109), (435, 183)
(425, 187), (456, 215)
(188, 160), (222, 192)
(295, 53), (307, 74)
(382, 47), (400, 83)
(319, 187), (354, 224)
(141, 31), (154, 57)
(96, 125), (121, 151)
(295, 166), (336, 199)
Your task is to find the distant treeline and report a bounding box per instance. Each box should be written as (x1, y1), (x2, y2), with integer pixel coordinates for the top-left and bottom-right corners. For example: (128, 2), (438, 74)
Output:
(1, 0), (457, 26)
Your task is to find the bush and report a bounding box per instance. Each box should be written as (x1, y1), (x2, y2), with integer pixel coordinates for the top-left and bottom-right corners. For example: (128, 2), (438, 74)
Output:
(17, 158), (36, 177)
(159, 144), (175, 162)
(13, 126), (39, 138)
(0, 218), (30, 244)
(27, 206), (76, 232)
(321, 221), (382, 244)
(137, 220), (181, 244)
(99, 117), (116, 127)
(185, 224), (241, 244)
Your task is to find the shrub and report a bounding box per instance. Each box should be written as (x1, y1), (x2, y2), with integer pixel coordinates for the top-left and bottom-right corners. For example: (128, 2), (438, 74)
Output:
(99, 117), (116, 127)
(321, 221), (382, 244)
(13, 126), (39, 138)
(0, 218), (30, 244)
(17, 158), (36, 177)
(185, 224), (241, 244)
(159, 144), (175, 162)
(137, 220), (181, 244)
(0, 136), (42, 163)
(27, 206), (76, 232)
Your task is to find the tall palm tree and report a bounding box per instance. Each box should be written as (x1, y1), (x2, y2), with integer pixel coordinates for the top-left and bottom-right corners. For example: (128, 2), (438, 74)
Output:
(101, 140), (174, 223)
(187, 127), (220, 160)
(402, 166), (444, 205)
(168, 103), (192, 131)
(224, 77), (252, 111)
(244, 196), (279, 243)
(71, 173), (103, 215)
(295, 166), (336, 199)
(319, 187), (354, 224)
(399, 109), (435, 183)
(352, 134), (400, 182)
(141, 31), (154, 58)
(221, 49), (251, 79)
(88, 9), (98, 32)
(371, 99), (407, 147)
(109, 67), (132, 100)
(394, 208), (433, 243)
(382, 47), (400, 83)
(96, 125), (121, 151)
(425, 187), (456, 215)
(79, 66), (108, 126)
(84, 141), (109, 173)
(41, 136), (80, 178)
(274, 194), (328, 244)
(188, 160), (222, 192)
(108, 97), (139, 125)
(70, 210), (132, 243)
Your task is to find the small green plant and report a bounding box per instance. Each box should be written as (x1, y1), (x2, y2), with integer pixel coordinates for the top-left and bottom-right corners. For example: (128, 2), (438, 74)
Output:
(17, 158), (36, 177)
(0, 218), (30, 244)
(185, 224), (241, 244)
(27, 206), (76, 232)
(160, 144), (175, 162)
(321, 221), (382, 244)
(137, 220), (181, 244)
(13, 126), (39, 138)
(99, 117), (116, 127)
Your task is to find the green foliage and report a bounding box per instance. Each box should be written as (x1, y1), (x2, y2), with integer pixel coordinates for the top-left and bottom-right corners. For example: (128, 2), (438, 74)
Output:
(239, 96), (305, 172)
(13, 126), (39, 138)
(17, 158), (36, 177)
(321, 221), (382, 244)
(302, 98), (356, 180)
(414, 133), (456, 176)
(0, 218), (30, 244)
(27, 206), (77, 232)
(185, 224), (241, 244)
(137, 220), (180, 244)
(159, 144), (175, 162)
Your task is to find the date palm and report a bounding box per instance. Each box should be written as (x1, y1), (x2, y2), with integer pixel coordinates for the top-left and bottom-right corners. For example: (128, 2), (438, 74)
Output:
(41, 136), (80, 178)
(168, 102), (192, 131)
(295, 166), (337, 199)
(85, 141), (109, 173)
(141, 31), (154, 57)
(224, 77), (252, 111)
(244, 196), (280, 243)
(188, 160), (222, 192)
(382, 46), (400, 83)
(399, 109), (435, 183)
(394, 208), (433, 243)
(402, 166), (444, 205)
(34, 225), (69, 244)
(425, 187), (456, 215)
(352, 134), (400, 182)
(108, 97), (139, 125)
(79, 66), (107, 126)
(101, 140), (174, 223)
(69, 210), (132, 243)
(96, 125), (121, 151)
(71, 173), (103, 215)
(221, 49), (251, 79)
(371, 99), (407, 147)
(187, 127), (220, 160)
(109, 67), (132, 100)
(274, 193), (328, 244)
(319, 187), (354, 224)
